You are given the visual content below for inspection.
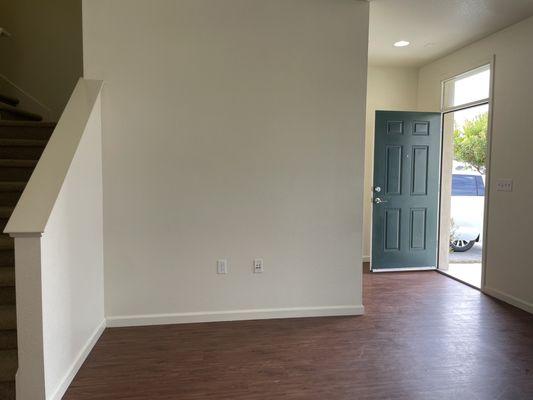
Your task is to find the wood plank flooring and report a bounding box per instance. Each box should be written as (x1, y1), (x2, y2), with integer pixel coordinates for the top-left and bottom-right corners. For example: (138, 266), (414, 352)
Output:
(64, 268), (533, 400)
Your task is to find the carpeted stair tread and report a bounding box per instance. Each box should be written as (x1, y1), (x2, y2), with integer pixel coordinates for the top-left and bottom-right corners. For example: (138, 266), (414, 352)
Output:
(0, 160), (38, 181)
(0, 286), (15, 305)
(0, 139), (47, 147)
(0, 95), (19, 108)
(0, 330), (16, 351)
(0, 104), (42, 122)
(0, 141), (47, 160)
(0, 207), (14, 219)
(0, 159), (38, 168)
(0, 182), (26, 193)
(0, 380), (14, 400)
(0, 269), (14, 288)
(0, 237), (13, 251)
(0, 251), (14, 269)
(0, 121), (56, 141)
(0, 121), (55, 128)
(0, 192), (23, 207)
(0, 306), (16, 330)
(0, 350), (17, 382)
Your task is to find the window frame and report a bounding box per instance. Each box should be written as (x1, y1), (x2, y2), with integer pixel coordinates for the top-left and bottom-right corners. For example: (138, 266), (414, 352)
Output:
(441, 64), (491, 113)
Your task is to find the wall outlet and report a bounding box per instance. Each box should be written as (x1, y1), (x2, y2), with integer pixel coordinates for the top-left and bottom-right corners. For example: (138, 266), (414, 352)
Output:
(217, 259), (228, 274)
(253, 258), (264, 274)
(496, 179), (513, 192)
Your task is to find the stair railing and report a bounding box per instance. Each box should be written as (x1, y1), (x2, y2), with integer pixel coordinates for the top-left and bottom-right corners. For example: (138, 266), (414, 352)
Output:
(0, 27), (12, 38)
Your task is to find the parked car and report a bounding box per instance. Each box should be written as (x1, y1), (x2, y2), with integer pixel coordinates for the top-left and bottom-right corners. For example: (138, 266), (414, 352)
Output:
(450, 169), (485, 252)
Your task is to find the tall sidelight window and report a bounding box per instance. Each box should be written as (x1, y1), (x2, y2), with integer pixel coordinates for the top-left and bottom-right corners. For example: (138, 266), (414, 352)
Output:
(439, 63), (491, 289)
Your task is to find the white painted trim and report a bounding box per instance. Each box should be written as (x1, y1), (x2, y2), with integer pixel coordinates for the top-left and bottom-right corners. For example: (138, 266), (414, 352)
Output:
(362, 256), (371, 263)
(442, 98), (490, 114)
(15, 237), (45, 400)
(372, 267), (436, 272)
(483, 287), (533, 315)
(9, 232), (42, 238)
(480, 55), (496, 291)
(107, 306), (365, 328)
(49, 319), (106, 400)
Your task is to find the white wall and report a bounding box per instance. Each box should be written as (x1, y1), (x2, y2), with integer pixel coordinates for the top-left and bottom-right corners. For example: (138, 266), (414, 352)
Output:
(0, 0), (83, 120)
(83, 0), (369, 325)
(418, 16), (533, 312)
(363, 66), (419, 260)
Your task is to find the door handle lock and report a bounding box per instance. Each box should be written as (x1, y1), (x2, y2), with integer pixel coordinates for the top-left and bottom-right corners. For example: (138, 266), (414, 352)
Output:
(374, 197), (388, 204)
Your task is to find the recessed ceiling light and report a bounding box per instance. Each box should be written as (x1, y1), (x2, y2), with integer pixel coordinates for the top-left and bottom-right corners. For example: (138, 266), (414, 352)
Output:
(394, 40), (410, 47)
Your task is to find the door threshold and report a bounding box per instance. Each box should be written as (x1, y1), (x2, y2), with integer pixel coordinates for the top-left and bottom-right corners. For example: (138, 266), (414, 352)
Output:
(371, 267), (437, 273)
(437, 269), (481, 291)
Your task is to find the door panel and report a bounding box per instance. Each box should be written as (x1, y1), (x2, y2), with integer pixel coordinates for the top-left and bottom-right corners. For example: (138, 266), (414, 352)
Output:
(410, 208), (427, 250)
(411, 146), (428, 195)
(385, 208), (401, 251)
(372, 111), (441, 270)
(385, 146), (402, 195)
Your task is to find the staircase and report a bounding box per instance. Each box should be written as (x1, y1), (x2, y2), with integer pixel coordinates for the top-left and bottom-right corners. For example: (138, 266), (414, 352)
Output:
(0, 95), (54, 399)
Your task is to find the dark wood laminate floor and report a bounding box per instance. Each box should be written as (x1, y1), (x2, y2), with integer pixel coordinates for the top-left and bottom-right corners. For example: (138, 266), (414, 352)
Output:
(64, 268), (533, 400)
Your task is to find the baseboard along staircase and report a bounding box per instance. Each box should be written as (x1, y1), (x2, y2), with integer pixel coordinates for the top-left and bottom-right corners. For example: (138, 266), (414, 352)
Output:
(0, 94), (54, 399)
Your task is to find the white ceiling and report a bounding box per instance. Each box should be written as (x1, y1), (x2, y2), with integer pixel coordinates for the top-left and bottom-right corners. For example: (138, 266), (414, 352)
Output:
(369, 0), (533, 67)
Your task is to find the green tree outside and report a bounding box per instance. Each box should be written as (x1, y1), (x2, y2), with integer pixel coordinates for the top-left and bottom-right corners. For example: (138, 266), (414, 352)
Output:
(453, 112), (488, 174)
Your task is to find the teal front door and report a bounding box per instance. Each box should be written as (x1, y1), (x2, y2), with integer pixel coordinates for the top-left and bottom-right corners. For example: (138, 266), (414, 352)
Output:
(371, 111), (442, 270)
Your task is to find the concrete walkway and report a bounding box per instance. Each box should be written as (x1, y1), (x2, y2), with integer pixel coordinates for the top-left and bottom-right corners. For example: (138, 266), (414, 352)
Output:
(449, 242), (482, 263)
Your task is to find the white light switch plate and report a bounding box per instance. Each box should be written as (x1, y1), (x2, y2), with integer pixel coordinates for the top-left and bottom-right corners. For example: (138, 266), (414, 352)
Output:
(253, 259), (264, 273)
(217, 259), (228, 274)
(496, 179), (513, 192)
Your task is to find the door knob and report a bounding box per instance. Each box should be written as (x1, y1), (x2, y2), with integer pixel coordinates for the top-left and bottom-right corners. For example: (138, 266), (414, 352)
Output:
(374, 197), (388, 204)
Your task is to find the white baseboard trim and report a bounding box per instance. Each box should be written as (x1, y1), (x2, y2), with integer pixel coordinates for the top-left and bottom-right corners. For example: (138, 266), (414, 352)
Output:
(483, 287), (533, 314)
(49, 319), (106, 400)
(107, 305), (365, 328)
(362, 256), (371, 263)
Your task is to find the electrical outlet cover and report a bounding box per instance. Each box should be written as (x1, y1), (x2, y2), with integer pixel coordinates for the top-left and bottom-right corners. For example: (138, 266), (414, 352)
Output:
(217, 259), (228, 274)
